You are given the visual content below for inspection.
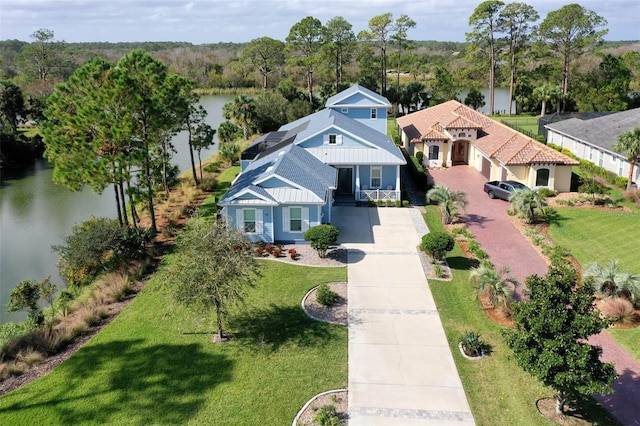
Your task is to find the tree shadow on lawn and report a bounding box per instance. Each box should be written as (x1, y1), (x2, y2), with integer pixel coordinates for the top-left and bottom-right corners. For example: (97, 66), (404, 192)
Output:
(230, 304), (342, 352)
(0, 339), (233, 425)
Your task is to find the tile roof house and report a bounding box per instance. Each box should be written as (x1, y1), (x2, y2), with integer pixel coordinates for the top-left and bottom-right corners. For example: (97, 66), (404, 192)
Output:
(219, 84), (405, 242)
(397, 100), (579, 192)
(545, 107), (640, 186)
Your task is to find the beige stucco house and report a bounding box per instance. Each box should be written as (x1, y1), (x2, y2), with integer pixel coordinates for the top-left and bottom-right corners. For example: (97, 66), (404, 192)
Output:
(397, 100), (579, 192)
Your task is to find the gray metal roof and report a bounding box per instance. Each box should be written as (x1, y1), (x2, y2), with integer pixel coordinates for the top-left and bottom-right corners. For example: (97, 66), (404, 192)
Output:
(219, 144), (337, 206)
(545, 107), (640, 151)
(325, 84), (391, 108)
(279, 109), (405, 164)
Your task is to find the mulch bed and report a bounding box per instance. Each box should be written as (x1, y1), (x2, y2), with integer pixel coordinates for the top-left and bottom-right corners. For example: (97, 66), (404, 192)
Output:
(296, 390), (348, 426)
(536, 398), (594, 426)
(303, 282), (348, 326)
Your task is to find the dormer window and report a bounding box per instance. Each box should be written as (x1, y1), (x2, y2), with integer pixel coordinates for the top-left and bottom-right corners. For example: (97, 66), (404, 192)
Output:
(370, 108), (377, 119)
(325, 134), (342, 145)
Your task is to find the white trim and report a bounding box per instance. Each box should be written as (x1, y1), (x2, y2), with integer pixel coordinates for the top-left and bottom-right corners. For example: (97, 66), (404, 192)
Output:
(283, 206), (308, 233)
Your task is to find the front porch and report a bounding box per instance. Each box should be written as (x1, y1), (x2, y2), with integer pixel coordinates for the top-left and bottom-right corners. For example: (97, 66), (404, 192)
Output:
(356, 187), (399, 201)
(335, 164), (402, 202)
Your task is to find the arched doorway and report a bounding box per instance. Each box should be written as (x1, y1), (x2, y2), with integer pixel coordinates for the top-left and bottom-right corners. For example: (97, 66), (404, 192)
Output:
(452, 140), (468, 165)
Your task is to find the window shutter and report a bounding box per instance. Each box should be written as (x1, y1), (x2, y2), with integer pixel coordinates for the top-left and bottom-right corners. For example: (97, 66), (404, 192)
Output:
(323, 134), (329, 145)
(236, 209), (243, 231)
(256, 209), (263, 234)
(282, 207), (290, 232)
(302, 208), (310, 232)
(337, 135), (343, 145)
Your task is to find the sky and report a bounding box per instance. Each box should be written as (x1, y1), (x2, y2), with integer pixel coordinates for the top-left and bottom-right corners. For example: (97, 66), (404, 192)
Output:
(1, 0), (639, 45)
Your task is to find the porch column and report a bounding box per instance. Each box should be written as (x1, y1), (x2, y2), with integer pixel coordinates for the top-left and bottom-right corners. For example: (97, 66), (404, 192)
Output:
(395, 165), (401, 200)
(446, 141), (453, 166)
(355, 165), (361, 200)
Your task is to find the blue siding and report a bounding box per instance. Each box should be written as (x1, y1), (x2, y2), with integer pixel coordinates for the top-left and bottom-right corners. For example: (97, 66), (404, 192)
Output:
(240, 159), (251, 171)
(260, 176), (292, 188)
(381, 165), (397, 188)
(336, 106), (387, 135)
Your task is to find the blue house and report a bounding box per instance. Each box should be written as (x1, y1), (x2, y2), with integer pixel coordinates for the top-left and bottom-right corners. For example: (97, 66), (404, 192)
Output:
(219, 85), (405, 242)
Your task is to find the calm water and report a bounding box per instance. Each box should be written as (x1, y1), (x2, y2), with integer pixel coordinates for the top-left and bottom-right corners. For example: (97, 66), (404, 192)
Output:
(0, 95), (232, 323)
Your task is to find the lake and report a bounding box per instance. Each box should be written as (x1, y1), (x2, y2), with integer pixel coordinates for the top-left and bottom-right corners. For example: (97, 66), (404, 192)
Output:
(0, 95), (233, 323)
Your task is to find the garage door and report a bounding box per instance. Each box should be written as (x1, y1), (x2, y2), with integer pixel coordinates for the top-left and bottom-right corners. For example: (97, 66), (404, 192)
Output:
(481, 157), (491, 179)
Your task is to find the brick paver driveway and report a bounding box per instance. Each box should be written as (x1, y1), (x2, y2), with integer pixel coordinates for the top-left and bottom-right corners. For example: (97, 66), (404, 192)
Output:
(429, 165), (640, 426)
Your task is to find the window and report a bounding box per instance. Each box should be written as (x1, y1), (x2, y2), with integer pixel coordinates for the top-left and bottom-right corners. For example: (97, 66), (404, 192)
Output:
(341, 107), (349, 113)
(370, 108), (377, 119)
(428, 145), (439, 160)
(324, 134), (342, 145)
(236, 209), (262, 234)
(283, 207), (309, 233)
(243, 209), (256, 233)
(598, 151), (604, 167)
(589, 147), (593, 161)
(371, 166), (381, 188)
(289, 207), (302, 232)
(618, 158), (623, 176)
(459, 132), (466, 138)
(535, 168), (550, 187)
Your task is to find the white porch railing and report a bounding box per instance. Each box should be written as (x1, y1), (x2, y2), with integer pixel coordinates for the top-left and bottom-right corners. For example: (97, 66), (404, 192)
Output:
(358, 188), (398, 201)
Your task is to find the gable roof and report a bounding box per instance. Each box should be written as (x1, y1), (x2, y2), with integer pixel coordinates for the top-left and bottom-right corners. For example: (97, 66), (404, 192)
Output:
(545, 107), (640, 152)
(279, 108), (405, 165)
(325, 84), (391, 108)
(397, 100), (578, 166)
(219, 144), (337, 206)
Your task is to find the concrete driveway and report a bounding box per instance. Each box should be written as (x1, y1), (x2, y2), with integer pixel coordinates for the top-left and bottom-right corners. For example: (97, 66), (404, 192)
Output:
(332, 206), (474, 425)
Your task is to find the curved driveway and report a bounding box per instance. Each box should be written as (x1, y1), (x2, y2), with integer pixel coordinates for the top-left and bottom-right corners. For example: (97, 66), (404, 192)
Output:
(430, 166), (640, 426)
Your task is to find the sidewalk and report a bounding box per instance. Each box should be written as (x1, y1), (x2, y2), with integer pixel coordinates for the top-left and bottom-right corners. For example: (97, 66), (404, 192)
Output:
(430, 165), (640, 426)
(332, 206), (474, 425)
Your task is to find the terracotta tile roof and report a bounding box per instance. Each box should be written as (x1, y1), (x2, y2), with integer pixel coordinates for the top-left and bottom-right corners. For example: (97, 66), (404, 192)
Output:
(396, 100), (579, 166)
(419, 126), (449, 142)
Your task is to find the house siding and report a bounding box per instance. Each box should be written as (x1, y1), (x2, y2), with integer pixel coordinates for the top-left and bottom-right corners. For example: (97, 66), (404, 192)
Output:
(548, 129), (638, 184)
(225, 205), (273, 243)
(273, 205), (321, 242)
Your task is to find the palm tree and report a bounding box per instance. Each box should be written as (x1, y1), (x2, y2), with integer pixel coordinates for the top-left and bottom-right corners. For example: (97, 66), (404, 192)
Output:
(223, 95), (256, 140)
(470, 260), (519, 308)
(613, 127), (640, 190)
(532, 84), (560, 117)
(509, 189), (547, 224)
(426, 183), (467, 224)
(584, 260), (640, 303)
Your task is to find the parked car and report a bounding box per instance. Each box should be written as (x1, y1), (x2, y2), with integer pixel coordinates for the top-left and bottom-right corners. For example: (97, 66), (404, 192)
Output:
(483, 180), (529, 201)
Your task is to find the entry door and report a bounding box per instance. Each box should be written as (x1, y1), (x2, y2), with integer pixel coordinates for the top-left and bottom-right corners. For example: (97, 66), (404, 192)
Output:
(452, 141), (467, 163)
(337, 168), (353, 194)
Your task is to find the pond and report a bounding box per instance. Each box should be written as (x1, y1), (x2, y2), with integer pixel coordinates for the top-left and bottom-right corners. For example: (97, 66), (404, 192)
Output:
(0, 95), (232, 323)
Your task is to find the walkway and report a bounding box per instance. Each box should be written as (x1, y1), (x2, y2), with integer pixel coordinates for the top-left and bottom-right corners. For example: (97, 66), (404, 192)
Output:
(429, 165), (640, 426)
(332, 206), (474, 425)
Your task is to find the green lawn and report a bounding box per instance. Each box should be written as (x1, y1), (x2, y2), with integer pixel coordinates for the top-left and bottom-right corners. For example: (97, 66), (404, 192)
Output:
(0, 261), (347, 425)
(547, 206), (640, 360)
(494, 115), (540, 136)
(424, 206), (619, 426)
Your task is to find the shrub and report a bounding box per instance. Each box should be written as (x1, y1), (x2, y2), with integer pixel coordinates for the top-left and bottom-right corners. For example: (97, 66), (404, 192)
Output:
(459, 330), (486, 358)
(304, 225), (340, 258)
(385, 199), (392, 207)
(316, 283), (339, 306)
(367, 199), (375, 207)
(395, 200), (401, 207)
(402, 200), (409, 207)
(312, 404), (342, 426)
(219, 142), (240, 165)
(288, 248), (297, 260)
(433, 262), (445, 278)
(420, 231), (455, 261)
(623, 188), (640, 204)
(198, 177), (218, 192)
(599, 299), (638, 325)
(377, 199), (383, 207)
(537, 187), (557, 198)
(615, 176), (629, 189)
(416, 151), (424, 165)
(16, 349), (44, 367)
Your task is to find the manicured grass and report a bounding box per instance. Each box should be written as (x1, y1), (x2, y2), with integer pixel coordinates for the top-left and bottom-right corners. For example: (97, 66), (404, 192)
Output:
(199, 165), (240, 216)
(547, 208), (640, 275)
(547, 207), (640, 361)
(0, 261), (347, 425)
(425, 206), (619, 425)
(494, 115), (540, 135)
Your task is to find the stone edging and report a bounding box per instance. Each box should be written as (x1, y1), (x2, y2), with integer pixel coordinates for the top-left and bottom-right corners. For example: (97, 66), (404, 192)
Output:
(458, 342), (485, 361)
(292, 388), (348, 426)
(301, 285), (347, 325)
